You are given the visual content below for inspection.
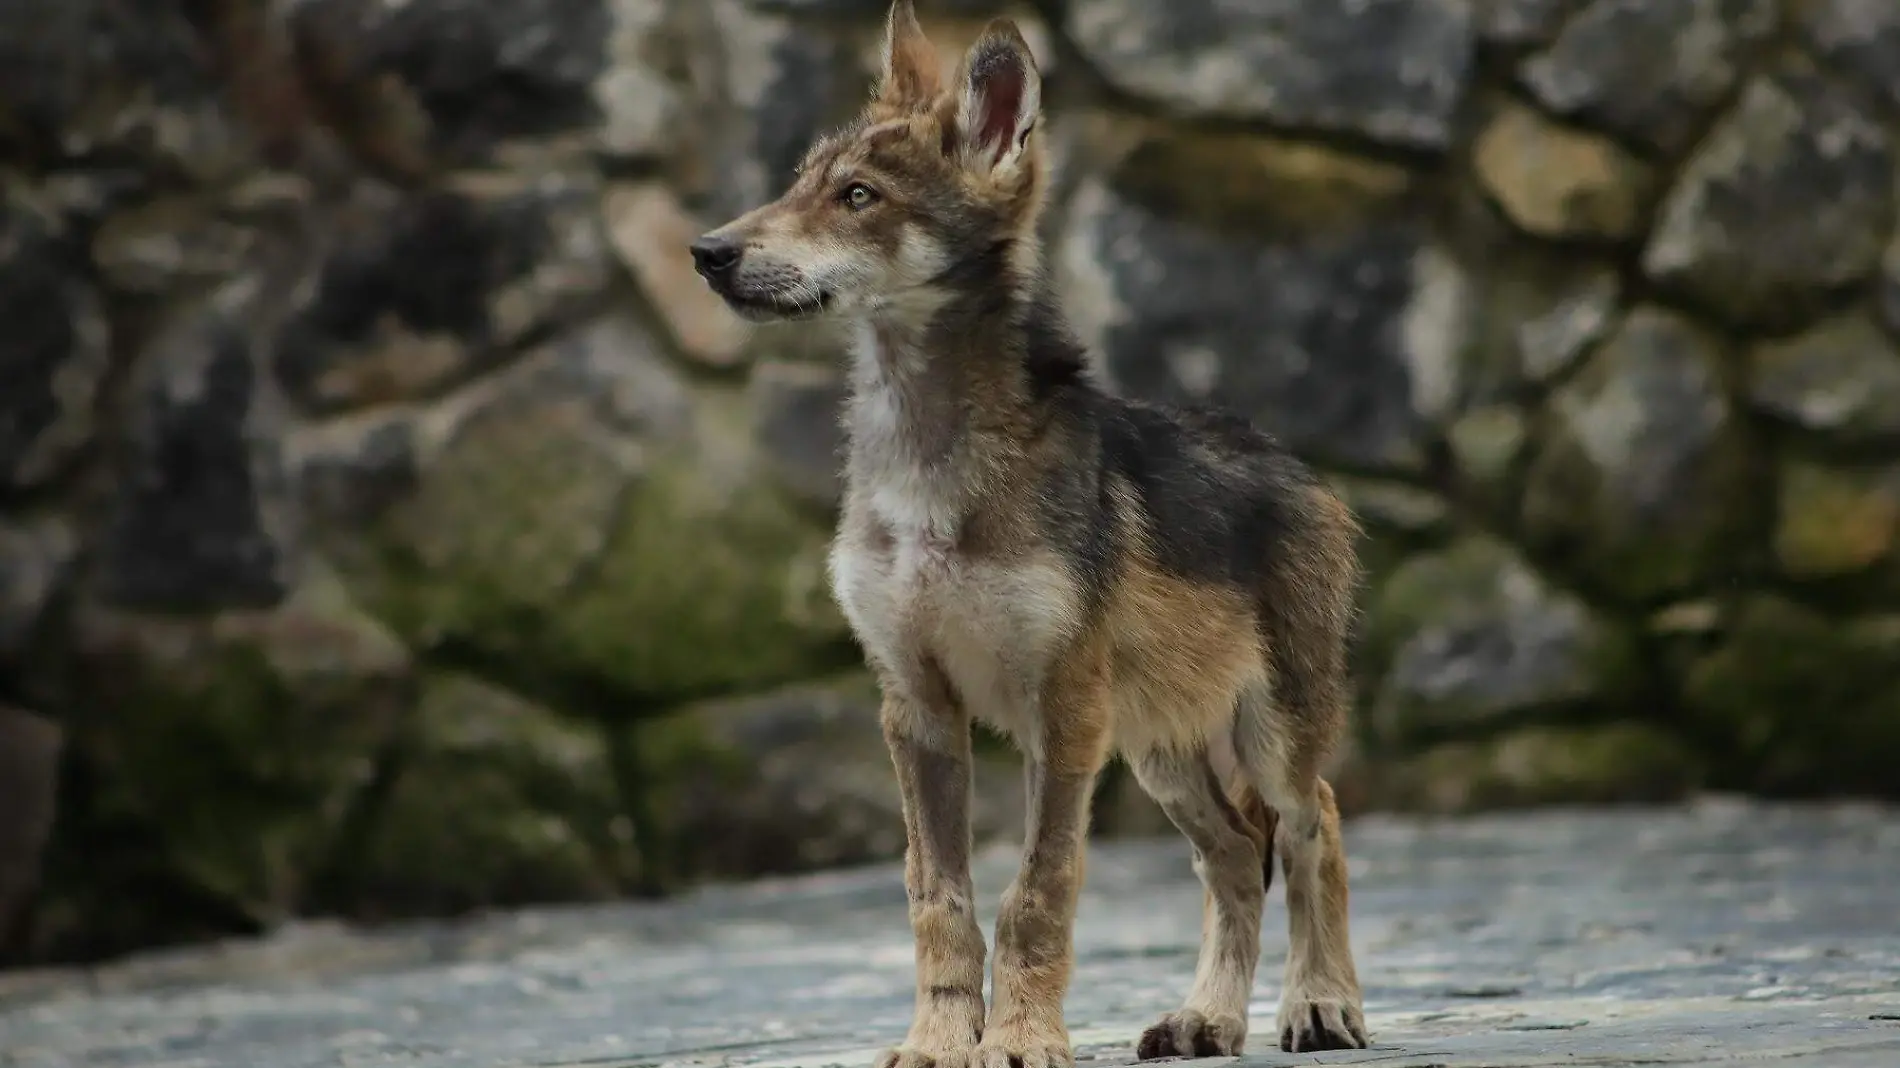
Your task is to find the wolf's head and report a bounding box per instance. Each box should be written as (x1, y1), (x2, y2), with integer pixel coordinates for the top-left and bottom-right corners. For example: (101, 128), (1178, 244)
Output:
(691, 1), (1047, 325)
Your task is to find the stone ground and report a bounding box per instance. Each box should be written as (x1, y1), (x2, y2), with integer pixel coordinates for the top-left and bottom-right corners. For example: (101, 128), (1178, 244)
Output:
(3, 800), (1899, 1068)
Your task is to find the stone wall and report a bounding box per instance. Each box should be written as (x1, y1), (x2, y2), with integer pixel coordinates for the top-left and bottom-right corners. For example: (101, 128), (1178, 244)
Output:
(4, 0), (1900, 964)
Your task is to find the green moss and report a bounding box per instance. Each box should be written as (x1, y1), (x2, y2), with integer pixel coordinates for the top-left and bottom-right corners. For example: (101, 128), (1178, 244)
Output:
(1683, 597), (1900, 796)
(60, 590), (410, 923)
(345, 673), (636, 918)
(553, 456), (854, 703)
(361, 399), (634, 657)
(351, 384), (855, 709)
(1391, 722), (1700, 812)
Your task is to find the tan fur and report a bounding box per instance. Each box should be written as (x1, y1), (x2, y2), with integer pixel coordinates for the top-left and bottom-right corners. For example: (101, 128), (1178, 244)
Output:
(692, 4), (1371, 1063)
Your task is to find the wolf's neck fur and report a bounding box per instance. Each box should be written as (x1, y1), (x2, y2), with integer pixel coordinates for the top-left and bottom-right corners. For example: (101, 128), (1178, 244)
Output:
(841, 249), (1088, 541)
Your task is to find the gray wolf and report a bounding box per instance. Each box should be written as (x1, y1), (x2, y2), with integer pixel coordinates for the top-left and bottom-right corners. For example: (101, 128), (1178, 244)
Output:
(690, 4), (1370, 1063)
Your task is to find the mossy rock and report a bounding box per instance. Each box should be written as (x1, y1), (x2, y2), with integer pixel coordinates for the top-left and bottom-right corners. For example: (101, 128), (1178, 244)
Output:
(551, 441), (852, 703)
(1362, 535), (1641, 749)
(1096, 113), (1416, 237)
(1773, 458), (1900, 596)
(634, 673), (1022, 883)
(350, 336), (853, 708)
(1682, 596), (1900, 797)
(1518, 306), (1761, 603)
(1445, 405), (1529, 513)
(345, 673), (636, 919)
(1380, 722), (1701, 813)
(50, 574), (411, 931)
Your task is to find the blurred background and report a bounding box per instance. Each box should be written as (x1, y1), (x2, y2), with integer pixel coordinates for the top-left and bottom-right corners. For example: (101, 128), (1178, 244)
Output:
(3, 0), (1899, 970)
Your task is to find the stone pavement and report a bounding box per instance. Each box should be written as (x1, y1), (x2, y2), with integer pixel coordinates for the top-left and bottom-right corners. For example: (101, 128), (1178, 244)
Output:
(3, 800), (1898, 1068)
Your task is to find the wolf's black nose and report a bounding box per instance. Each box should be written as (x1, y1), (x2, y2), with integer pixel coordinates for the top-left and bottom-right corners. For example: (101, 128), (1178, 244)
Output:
(690, 235), (742, 277)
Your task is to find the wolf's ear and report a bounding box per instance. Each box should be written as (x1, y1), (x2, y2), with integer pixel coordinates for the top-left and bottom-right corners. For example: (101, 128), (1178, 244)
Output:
(878, 1), (940, 109)
(953, 21), (1040, 175)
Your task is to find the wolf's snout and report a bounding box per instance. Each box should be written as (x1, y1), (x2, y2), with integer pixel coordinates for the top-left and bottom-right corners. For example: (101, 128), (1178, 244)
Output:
(689, 234), (742, 281)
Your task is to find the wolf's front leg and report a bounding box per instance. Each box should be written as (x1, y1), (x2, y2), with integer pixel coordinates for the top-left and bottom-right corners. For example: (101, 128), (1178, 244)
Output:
(877, 691), (987, 1068)
(980, 646), (1110, 1068)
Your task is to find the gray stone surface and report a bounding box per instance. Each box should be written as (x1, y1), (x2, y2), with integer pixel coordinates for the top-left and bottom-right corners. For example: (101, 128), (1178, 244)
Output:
(1642, 68), (1895, 331)
(273, 178), (615, 415)
(1474, 0), (1579, 46)
(1518, 307), (1754, 602)
(1748, 313), (1900, 443)
(4, 802), (1898, 1068)
(1519, 0), (1776, 157)
(1363, 536), (1636, 745)
(1056, 178), (1457, 475)
(1795, 0), (1900, 116)
(1065, 0), (1475, 150)
(0, 185), (111, 492)
(289, 0), (613, 163)
(95, 280), (294, 613)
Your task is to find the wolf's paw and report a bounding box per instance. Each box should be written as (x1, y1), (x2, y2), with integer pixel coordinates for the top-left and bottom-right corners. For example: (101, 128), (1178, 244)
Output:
(973, 1025), (1073, 1068)
(1275, 992), (1368, 1052)
(1134, 1008), (1247, 1060)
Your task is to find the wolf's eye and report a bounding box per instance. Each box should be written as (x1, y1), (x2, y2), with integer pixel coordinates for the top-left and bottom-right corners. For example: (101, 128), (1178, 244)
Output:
(842, 183), (878, 210)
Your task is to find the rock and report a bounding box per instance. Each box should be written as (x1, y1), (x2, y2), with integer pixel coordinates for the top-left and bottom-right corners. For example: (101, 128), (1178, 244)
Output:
(547, 416), (855, 703)
(354, 324), (686, 646)
(340, 316), (849, 705)
(1519, 0), (1776, 157)
(1385, 723), (1699, 812)
(52, 574), (411, 937)
(348, 674), (635, 918)
(646, 674), (1022, 881)
(274, 177), (615, 414)
(292, 412), (423, 535)
(89, 194), (266, 298)
(1474, 0), (1579, 46)
(743, 0), (1027, 12)
(1519, 307), (1756, 602)
(1685, 597), (1900, 794)
(1773, 460), (1900, 581)
(1515, 264), (1621, 385)
(701, 1), (866, 221)
(1882, 236), (1900, 339)
(749, 359), (847, 510)
(1747, 313), (1900, 443)
(1071, 114), (1416, 238)
(1642, 69), (1894, 331)
(1446, 248), (1623, 409)
(595, 0), (683, 162)
(1795, 0), (1900, 115)
(1064, 0), (1475, 150)
(0, 184), (111, 491)
(1362, 537), (1639, 748)
(95, 280), (295, 613)
(1333, 478), (1454, 540)
(287, 0), (614, 166)
(1329, 478), (1454, 591)
(605, 182), (750, 369)
(0, 517), (76, 661)
(0, 707), (61, 942)
(1472, 102), (1656, 242)
(1447, 405), (1529, 505)
(1055, 177), (1468, 474)
(0, 0), (256, 179)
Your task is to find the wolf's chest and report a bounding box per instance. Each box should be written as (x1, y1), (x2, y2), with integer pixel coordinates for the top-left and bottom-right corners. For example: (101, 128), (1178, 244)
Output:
(828, 533), (1081, 728)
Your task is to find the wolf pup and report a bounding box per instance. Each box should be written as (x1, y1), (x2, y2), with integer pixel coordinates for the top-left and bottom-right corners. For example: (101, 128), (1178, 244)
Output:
(690, 3), (1369, 1063)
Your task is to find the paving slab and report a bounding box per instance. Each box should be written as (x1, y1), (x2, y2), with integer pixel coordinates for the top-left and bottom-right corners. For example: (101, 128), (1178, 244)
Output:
(3, 800), (1899, 1068)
